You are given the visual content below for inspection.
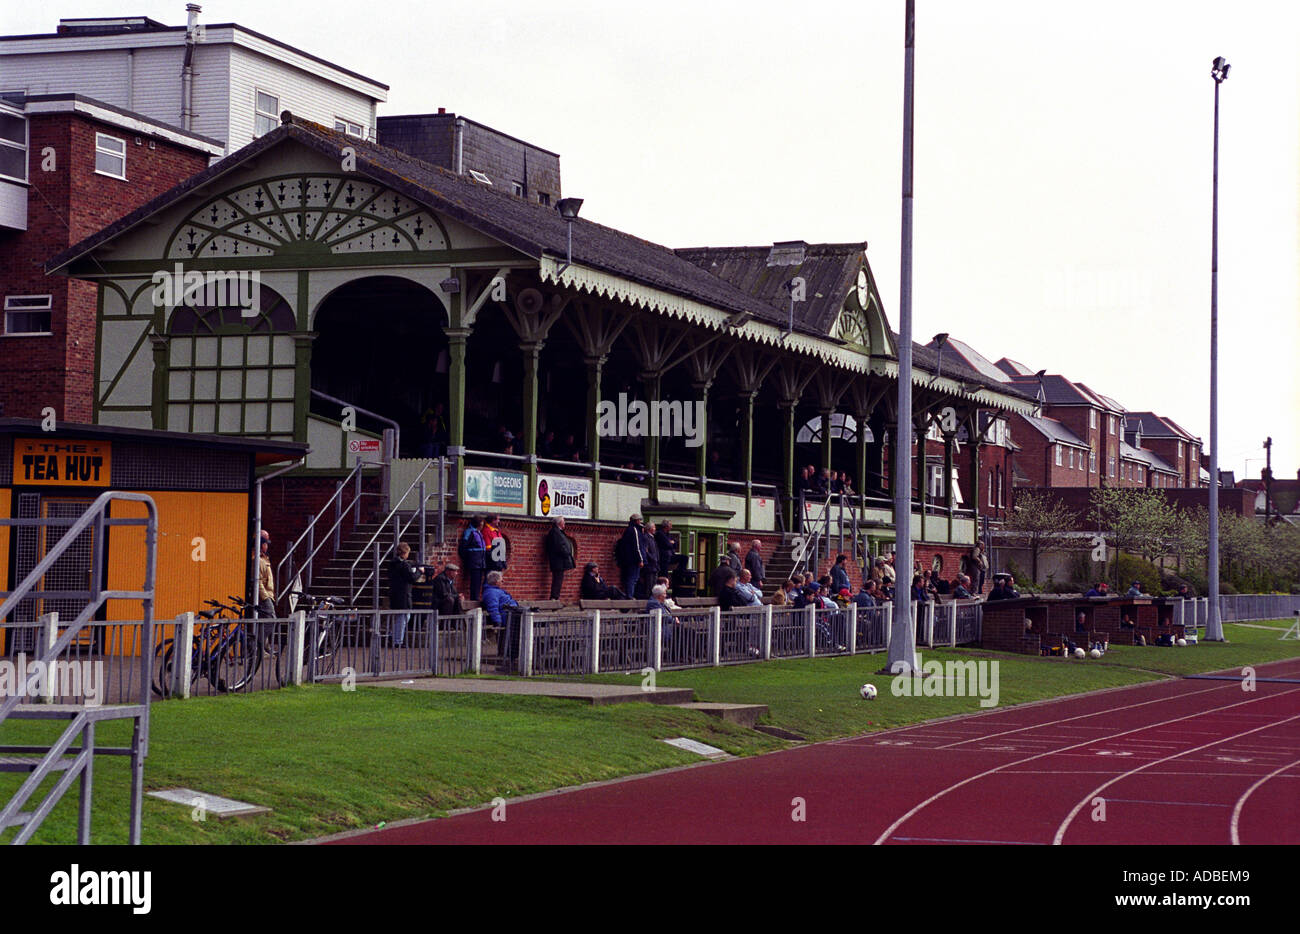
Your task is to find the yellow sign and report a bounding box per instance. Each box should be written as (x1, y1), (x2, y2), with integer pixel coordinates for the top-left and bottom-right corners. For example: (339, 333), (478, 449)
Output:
(13, 438), (112, 487)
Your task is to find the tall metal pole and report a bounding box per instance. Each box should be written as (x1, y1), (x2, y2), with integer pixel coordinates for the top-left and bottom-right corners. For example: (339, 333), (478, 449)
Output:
(1207, 57), (1229, 642)
(888, 0), (919, 674)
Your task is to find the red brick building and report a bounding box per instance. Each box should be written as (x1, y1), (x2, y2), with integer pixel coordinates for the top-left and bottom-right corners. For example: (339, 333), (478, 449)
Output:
(0, 93), (221, 421)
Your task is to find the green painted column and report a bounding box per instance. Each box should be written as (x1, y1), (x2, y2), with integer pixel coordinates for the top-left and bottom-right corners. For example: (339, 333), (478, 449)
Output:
(970, 419), (981, 530)
(944, 430), (956, 543)
(916, 418), (928, 547)
(780, 401), (797, 528)
(149, 334), (168, 430)
(641, 372), (661, 501)
(292, 335), (314, 444)
(741, 390), (756, 528)
(521, 341), (542, 504)
(855, 410), (868, 511)
(695, 381), (710, 505)
(446, 327), (470, 512)
(586, 355), (604, 517)
(819, 407), (834, 476)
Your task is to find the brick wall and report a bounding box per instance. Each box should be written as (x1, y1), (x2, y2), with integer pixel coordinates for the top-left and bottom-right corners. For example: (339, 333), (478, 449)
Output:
(0, 111), (209, 421)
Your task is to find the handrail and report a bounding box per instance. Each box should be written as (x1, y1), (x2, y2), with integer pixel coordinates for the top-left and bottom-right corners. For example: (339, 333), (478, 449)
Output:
(276, 458), (367, 589)
(311, 388), (400, 456)
(348, 458), (437, 604)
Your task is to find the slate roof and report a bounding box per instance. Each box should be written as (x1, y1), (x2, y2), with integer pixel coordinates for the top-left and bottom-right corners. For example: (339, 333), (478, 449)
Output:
(929, 337), (1011, 384)
(996, 357), (1034, 377)
(1127, 412), (1199, 442)
(1016, 414), (1087, 447)
(1119, 440), (1176, 474)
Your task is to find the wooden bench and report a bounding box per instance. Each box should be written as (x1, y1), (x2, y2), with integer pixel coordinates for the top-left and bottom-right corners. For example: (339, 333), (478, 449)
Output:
(578, 599), (644, 612)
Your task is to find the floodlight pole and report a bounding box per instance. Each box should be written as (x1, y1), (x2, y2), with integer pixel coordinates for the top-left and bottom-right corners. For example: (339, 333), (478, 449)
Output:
(888, 0), (919, 675)
(1206, 57), (1228, 642)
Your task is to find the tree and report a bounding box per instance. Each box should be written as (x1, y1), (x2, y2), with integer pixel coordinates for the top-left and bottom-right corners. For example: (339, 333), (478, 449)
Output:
(1167, 507), (1209, 575)
(1090, 488), (1177, 590)
(1001, 489), (1077, 584)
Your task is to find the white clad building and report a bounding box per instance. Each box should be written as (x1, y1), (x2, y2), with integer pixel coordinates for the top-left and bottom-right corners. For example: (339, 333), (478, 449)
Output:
(0, 8), (388, 155)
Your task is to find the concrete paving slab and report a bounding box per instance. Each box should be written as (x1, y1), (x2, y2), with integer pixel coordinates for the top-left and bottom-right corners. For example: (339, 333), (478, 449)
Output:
(364, 677), (695, 707)
(673, 702), (769, 728)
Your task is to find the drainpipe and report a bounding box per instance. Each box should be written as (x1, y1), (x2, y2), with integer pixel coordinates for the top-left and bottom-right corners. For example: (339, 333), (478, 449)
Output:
(182, 4), (202, 131)
(250, 456), (306, 611)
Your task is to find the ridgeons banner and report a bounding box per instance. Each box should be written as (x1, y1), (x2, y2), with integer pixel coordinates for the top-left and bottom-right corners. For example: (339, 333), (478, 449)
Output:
(464, 468), (526, 510)
(535, 474), (591, 518)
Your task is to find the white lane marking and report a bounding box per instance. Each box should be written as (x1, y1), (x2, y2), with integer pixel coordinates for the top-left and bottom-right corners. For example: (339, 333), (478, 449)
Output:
(934, 683), (1231, 750)
(1230, 757), (1300, 845)
(873, 687), (1300, 846)
(1053, 705), (1300, 845)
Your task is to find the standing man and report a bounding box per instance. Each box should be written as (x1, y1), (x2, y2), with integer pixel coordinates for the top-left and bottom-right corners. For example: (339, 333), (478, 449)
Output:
(386, 542), (426, 647)
(256, 530), (275, 617)
(830, 553), (851, 594)
(745, 539), (766, 591)
(543, 517), (576, 600)
(639, 522), (660, 600)
(968, 542), (989, 595)
(458, 516), (487, 600)
(724, 541), (743, 575)
(616, 514), (647, 600)
(655, 521), (677, 578)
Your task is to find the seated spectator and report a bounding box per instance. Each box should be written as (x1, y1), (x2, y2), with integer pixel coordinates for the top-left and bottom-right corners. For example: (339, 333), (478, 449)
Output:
(645, 583), (678, 627)
(655, 576), (683, 611)
(431, 562), (464, 615)
(1075, 611), (1089, 634)
(879, 580), (895, 601)
(987, 573), (1020, 601)
(951, 574), (973, 599)
(911, 574), (929, 605)
(929, 569), (950, 595)
(716, 569), (747, 611)
(870, 558), (886, 584)
(835, 588), (853, 608)
(735, 569), (764, 607)
(1125, 580), (1146, 598)
(841, 474), (855, 495)
(1084, 581), (1110, 598)
(481, 570), (518, 626)
(853, 581), (877, 608)
(772, 579), (798, 607)
(580, 562), (627, 600)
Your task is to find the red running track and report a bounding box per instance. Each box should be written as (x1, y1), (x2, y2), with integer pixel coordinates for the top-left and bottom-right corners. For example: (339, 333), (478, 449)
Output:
(329, 659), (1300, 845)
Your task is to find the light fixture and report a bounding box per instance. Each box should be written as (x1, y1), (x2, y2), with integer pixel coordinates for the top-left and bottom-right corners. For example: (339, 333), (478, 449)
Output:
(439, 277), (460, 294)
(556, 197), (583, 275)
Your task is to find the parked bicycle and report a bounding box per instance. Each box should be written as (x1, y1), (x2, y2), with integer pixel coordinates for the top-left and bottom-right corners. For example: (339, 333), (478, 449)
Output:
(152, 596), (265, 697)
(283, 591), (353, 673)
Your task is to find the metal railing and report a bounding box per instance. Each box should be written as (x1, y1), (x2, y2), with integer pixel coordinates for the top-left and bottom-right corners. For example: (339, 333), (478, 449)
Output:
(308, 607), (476, 682)
(277, 459), (368, 606)
(348, 458), (442, 607)
(0, 491), (158, 846)
(1217, 594), (1300, 623)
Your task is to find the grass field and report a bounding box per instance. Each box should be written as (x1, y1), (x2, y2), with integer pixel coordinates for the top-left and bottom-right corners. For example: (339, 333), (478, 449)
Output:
(1, 622), (1295, 844)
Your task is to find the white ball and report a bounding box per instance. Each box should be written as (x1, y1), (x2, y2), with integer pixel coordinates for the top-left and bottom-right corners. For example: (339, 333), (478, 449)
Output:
(860, 683), (877, 700)
(1176, 638), (1187, 647)
(1073, 647), (1086, 659)
(1089, 648), (1102, 658)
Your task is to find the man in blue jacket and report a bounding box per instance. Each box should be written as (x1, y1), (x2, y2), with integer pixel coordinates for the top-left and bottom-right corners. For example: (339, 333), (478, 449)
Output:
(481, 570), (520, 666)
(458, 516), (487, 600)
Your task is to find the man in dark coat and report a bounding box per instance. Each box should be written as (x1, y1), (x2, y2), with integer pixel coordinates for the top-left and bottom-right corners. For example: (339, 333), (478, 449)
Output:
(655, 521), (677, 576)
(431, 562), (464, 615)
(724, 542), (743, 575)
(543, 517), (576, 600)
(638, 522), (660, 599)
(386, 542), (428, 647)
(580, 562), (627, 600)
(616, 514), (647, 600)
(745, 539), (765, 590)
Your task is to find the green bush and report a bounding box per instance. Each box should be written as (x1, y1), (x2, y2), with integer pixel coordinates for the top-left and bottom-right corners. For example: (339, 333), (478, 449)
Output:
(1107, 554), (1164, 595)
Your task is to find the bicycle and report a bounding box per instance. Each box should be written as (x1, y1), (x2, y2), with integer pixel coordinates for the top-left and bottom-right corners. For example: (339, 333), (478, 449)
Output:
(282, 591), (352, 675)
(152, 597), (263, 697)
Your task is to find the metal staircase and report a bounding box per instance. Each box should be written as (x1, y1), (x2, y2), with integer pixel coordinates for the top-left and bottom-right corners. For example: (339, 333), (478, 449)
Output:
(0, 491), (157, 845)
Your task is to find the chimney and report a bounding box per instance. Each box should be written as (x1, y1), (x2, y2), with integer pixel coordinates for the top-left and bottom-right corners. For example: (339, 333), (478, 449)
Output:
(187, 3), (202, 35)
(438, 107), (446, 114)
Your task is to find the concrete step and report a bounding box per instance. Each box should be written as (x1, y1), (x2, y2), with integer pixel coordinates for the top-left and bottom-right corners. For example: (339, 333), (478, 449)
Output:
(671, 702), (769, 729)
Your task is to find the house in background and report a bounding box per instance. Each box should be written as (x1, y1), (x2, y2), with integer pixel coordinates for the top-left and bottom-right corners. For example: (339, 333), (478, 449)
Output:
(0, 8), (388, 155)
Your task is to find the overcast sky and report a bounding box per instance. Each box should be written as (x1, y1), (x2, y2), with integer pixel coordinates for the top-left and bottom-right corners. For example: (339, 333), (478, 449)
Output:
(13, 1), (1300, 480)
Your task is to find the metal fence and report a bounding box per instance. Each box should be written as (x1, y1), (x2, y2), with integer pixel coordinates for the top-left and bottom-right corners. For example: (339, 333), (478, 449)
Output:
(1217, 594), (1300, 623)
(309, 608), (475, 682)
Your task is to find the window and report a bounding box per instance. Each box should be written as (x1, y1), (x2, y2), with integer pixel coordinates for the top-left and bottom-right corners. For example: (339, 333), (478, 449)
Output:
(333, 118), (364, 137)
(0, 110), (27, 183)
(1090, 451), (1097, 473)
(1178, 441), (1185, 459)
(538, 192), (550, 206)
(94, 133), (125, 179)
(997, 469), (1004, 508)
(1109, 416), (1116, 435)
(511, 180), (524, 197)
(4, 295), (53, 335)
(1090, 409), (1097, 430)
(1108, 456), (1116, 477)
(1055, 444), (1062, 467)
(988, 471), (995, 507)
(1068, 448), (1075, 469)
(254, 91), (279, 137)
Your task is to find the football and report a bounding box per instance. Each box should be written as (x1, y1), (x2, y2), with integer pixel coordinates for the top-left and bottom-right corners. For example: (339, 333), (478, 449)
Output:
(1073, 647), (1086, 659)
(860, 683), (878, 700)
(1176, 638), (1187, 647)
(1089, 648), (1102, 658)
